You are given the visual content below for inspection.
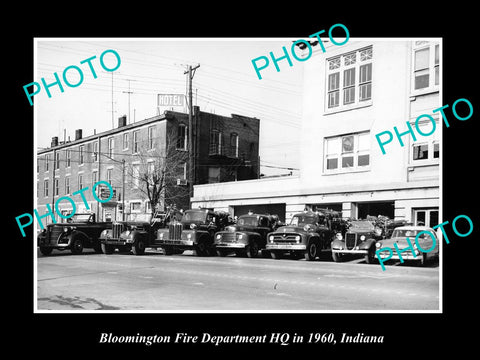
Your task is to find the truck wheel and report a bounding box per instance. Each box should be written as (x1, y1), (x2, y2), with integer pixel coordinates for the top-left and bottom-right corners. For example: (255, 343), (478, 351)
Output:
(365, 246), (376, 264)
(39, 247), (53, 256)
(70, 238), (84, 255)
(101, 243), (114, 254)
(332, 251), (342, 262)
(93, 243), (103, 254)
(163, 246), (174, 255)
(132, 239), (146, 255)
(194, 241), (207, 256)
(270, 251), (283, 260)
(246, 241), (259, 258)
(304, 241), (318, 261)
(216, 249), (228, 257)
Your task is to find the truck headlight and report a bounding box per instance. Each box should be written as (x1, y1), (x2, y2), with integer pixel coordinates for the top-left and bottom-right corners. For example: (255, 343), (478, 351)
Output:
(376, 242), (382, 248)
(336, 233), (343, 240)
(295, 235), (301, 243)
(187, 233), (192, 240)
(216, 234), (222, 240)
(190, 223), (197, 230)
(269, 235), (274, 242)
(360, 235), (366, 241)
(238, 234), (243, 240)
(159, 232), (164, 239)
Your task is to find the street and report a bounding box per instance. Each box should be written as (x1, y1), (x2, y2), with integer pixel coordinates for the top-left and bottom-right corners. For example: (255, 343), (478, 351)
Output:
(37, 249), (440, 311)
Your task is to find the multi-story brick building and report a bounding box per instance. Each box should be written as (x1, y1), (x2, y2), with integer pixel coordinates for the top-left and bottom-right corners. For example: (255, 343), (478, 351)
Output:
(36, 107), (260, 224)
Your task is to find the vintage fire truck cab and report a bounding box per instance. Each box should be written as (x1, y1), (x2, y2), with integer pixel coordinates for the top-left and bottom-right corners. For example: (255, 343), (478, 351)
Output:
(214, 213), (280, 258)
(266, 209), (342, 261)
(331, 217), (410, 263)
(37, 213), (112, 255)
(156, 208), (231, 256)
(99, 212), (166, 255)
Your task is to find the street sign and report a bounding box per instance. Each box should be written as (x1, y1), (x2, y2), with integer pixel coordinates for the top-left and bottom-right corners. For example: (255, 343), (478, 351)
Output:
(157, 94), (185, 107)
(100, 187), (116, 200)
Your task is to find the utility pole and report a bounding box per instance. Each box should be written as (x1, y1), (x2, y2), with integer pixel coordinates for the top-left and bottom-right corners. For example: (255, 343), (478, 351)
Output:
(184, 64), (200, 198)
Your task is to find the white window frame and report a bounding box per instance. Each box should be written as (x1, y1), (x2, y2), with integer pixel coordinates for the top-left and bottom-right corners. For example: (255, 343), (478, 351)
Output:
(133, 130), (139, 154)
(93, 141), (98, 162)
(148, 126), (155, 150)
(79, 145), (84, 165)
(411, 41), (440, 95)
(230, 133), (239, 158)
(65, 176), (70, 195)
(43, 179), (49, 197)
(66, 149), (71, 167)
(123, 132), (129, 150)
(409, 119), (440, 165)
(44, 154), (49, 172)
(176, 124), (188, 151)
(54, 178), (59, 196)
(132, 163), (140, 188)
(323, 132), (371, 174)
(108, 137), (114, 159)
(325, 46), (373, 113)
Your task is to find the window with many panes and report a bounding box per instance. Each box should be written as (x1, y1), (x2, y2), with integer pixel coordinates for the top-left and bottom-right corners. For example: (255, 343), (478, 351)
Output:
(324, 132), (370, 173)
(326, 46), (372, 111)
(412, 41), (439, 93)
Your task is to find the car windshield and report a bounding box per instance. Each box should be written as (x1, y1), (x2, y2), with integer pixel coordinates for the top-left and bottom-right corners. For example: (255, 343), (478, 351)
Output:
(290, 215), (317, 226)
(68, 214), (92, 222)
(392, 229), (428, 238)
(237, 216), (258, 226)
(181, 211), (207, 223)
(349, 221), (375, 230)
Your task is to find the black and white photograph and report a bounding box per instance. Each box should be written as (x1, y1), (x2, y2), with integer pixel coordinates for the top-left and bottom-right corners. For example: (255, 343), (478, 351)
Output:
(8, 5), (478, 356)
(33, 37), (442, 312)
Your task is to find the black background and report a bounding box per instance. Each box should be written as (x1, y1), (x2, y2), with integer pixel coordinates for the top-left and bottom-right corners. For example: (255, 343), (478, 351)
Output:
(7, 4), (477, 356)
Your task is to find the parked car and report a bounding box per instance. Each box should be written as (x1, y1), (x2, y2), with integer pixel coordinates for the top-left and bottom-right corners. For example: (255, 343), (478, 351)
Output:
(266, 209), (342, 261)
(375, 225), (439, 266)
(156, 208), (232, 256)
(214, 213), (280, 257)
(37, 213), (112, 255)
(99, 212), (167, 255)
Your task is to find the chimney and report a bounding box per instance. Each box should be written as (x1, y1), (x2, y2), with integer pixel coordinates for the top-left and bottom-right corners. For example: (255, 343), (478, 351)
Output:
(75, 129), (82, 140)
(118, 115), (127, 128)
(51, 136), (58, 147)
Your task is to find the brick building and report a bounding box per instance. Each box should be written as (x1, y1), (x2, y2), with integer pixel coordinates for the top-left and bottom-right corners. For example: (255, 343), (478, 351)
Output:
(36, 107), (260, 224)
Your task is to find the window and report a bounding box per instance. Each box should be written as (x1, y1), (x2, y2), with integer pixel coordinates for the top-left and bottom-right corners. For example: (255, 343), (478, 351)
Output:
(54, 178), (59, 196)
(92, 171), (98, 188)
(106, 168), (113, 185)
(54, 152), (60, 170)
(177, 162), (187, 180)
(78, 174), (83, 190)
(45, 154), (49, 171)
(208, 167), (220, 183)
(130, 202), (142, 213)
(412, 42), (440, 92)
(326, 46), (373, 111)
(411, 120), (440, 163)
(132, 164), (140, 188)
(66, 150), (71, 167)
(413, 208), (439, 228)
(44, 179), (49, 197)
(148, 126), (154, 150)
(176, 124), (188, 150)
(93, 142), (98, 162)
(209, 130), (222, 155)
(230, 133), (239, 157)
(324, 132), (370, 173)
(79, 145), (84, 165)
(65, 177), (70, 194)
(108, 137), (114, 158)
(123, 133), (129, 150)
(133, 131), (139, 153)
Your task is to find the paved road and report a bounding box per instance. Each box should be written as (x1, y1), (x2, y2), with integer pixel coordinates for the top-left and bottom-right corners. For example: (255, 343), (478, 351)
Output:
(37, 249), (439, 311)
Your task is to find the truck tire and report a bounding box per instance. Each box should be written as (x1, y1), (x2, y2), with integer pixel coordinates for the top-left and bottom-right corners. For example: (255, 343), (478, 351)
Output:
(101, 243), (114, 254)
(70, 238), (84, 255)
(332, 251), (343, 262)
(365, 246), (376, 264)
(39, 247), (53, 256)
(132, 238), (146, 255)
(193, 241), (208, 256)
(246, 241), (259, 258)
(304, 240), (318, 261)
(163, 246), (174, 255)
(270, 251), (283, 260)
(216, 249), (228, 257)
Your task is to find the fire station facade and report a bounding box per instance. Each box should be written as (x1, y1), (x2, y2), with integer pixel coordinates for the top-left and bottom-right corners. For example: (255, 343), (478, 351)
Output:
(191, 39), (441, 227)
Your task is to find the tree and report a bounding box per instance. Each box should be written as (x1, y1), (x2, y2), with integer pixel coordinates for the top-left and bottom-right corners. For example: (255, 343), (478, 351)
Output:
(124, 129), (190, 219)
